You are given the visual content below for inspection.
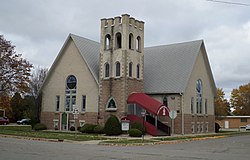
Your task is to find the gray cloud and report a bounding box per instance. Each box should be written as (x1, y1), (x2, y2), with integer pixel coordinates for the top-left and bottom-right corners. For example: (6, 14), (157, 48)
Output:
(1, 0), (250, 98)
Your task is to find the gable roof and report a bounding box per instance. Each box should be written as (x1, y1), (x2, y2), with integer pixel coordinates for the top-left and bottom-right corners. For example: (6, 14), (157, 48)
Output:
(70, 34), (100, 83)
(39, 34), (100, 93)
(144, 40), (204, 94)
(41, 34), (215, 95)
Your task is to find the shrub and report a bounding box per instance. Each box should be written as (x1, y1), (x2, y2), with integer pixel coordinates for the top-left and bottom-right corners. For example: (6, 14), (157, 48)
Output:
(128, 129), (143, 137)
(104, 115), (122, 136)
(93, 125), (104, 134)
(70, 126), (75, 131)
(80, 124), (97, 133)
(130, 121), (145, 134)
(34, 123), (47, 131)
(215, 123), (221, 133)
(77, 126), (81, 131)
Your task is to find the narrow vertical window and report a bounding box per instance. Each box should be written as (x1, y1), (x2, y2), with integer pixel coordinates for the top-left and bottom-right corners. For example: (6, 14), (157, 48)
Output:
(191, 97), (194, 114)
(129, 62), (132, 77)
(136, 64), (140, 79)
(65, 75), (77, 112)
(116, 32), (122, 49)
(116, 62), (120, 77)
(136, 36), (141, 52)
(205, 99), (208, 115)
(105, 34), (111, 50)
(105, 63), (110, 78)
(82, 95), (86, 112)
(163, 96), (168, 107)
(196, 79), (202, 114)
(56, 96), (60, 112)
(129, 33), (134, 49)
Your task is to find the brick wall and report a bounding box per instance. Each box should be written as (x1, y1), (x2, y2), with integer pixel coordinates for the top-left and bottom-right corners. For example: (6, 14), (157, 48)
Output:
(99, 77), (143, 125)
(40, 112), (98, 130)
(170, 114), (215, 134)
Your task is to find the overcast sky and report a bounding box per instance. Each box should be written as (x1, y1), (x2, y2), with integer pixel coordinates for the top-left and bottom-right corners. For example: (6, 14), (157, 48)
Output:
(1, 0), (250, 98)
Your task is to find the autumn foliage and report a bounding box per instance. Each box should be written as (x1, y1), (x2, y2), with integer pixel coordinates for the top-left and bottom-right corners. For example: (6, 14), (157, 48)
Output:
(214, 88), (230, 116)
(230, 83), (250, 116)
(0, 35), (33, 95)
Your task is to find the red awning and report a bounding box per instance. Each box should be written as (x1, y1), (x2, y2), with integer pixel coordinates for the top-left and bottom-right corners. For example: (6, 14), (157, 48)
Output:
(127, 93), (170, 116)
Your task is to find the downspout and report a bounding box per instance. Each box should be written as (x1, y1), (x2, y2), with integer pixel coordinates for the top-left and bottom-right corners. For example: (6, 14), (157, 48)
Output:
(180, 92), (184, 135)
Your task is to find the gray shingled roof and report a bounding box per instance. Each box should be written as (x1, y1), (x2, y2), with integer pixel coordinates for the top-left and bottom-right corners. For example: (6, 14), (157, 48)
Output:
(70, 34), (100, 83)
(144, 40), (203, 94)
(70, 34), (203, 93)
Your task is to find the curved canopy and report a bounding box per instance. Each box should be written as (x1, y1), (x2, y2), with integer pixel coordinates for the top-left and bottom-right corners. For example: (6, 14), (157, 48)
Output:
(127, 93), (170, 116)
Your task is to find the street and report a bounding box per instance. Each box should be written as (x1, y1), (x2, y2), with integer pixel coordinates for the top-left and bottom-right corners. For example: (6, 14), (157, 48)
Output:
(0, 135), (250, 160)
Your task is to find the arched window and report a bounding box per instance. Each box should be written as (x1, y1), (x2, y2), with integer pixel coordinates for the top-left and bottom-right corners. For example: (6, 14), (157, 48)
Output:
(115, 62), (121, 77)
(163, 96), (168, 107)
(105, 34), (111, 50)
(129, 33), (134, 49)
(136, 64), (140, 79)
(116, 32), (122, 49)
(129, 62), (132, 77)
(65, 75), (77, 112)
(136, 36), (141, 52)
(106, 97), (117, 111)
(196, 79), (202, 114)
(104, 63), (110, 78)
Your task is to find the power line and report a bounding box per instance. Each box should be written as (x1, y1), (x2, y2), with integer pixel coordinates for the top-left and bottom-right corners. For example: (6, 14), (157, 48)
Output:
(207, 0), (250, 6)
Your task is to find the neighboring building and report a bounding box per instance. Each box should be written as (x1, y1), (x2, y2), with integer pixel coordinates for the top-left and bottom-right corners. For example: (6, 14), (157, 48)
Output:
(40, 14), (216, 135)
(216, 116), (250, 129)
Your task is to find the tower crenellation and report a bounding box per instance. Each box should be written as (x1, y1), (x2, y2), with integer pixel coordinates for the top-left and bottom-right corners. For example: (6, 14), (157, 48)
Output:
(99, 14), (144, 124)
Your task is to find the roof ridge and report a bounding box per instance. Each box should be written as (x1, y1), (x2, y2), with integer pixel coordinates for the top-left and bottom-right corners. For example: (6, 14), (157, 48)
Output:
(145, 39), (203, 49)
(70, 33), (100, 44)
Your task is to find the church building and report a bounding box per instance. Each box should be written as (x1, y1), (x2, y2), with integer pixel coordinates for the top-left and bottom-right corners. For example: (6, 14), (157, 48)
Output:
(40, 14), (216, 135)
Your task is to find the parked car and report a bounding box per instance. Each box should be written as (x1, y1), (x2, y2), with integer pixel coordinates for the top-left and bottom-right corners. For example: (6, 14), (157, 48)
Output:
(17, 119), (30, 125)
(0, 117), (9, 125)
(246, 124), (250, 131)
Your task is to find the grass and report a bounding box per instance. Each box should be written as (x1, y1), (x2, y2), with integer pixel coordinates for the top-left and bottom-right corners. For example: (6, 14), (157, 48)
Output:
(1, 125), (250, 144)
(0, 125), (109, 141)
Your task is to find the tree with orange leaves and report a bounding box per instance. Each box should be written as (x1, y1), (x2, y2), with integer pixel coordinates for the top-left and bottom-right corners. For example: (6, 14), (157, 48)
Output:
(230, 83), (250, 116)
(215, 88), (230, 116)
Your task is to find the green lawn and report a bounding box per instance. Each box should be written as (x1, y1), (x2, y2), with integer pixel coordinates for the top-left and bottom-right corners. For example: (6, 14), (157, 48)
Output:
(0, 125), (108, 141)
(1, 125), (249, 144)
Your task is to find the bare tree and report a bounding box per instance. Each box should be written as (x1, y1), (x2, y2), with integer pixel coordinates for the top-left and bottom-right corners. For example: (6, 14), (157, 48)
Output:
(30, 66), (48, 98)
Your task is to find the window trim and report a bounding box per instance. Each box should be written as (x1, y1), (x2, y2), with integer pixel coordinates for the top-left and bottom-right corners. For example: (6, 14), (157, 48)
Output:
(115, 61), (121, 77)
(136, 64), (140, 79)
(56, 95), (60, 112)
(105, 34), (111, 50)
(136, 36), (141, 52)
(104, 63), (110, 78)
(129, 62), (133, 77)
(82, 95), (86, 113)
(115, 32), (122, 49)
(106, 97), (117, 112)
(129, 33), (134, 50)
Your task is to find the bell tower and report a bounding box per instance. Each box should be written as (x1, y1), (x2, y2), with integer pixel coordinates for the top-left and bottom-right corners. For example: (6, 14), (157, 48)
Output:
(98, 14), (144, 123)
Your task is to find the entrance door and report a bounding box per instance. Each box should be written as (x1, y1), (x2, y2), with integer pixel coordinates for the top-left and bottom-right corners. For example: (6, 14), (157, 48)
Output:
(225, 121), (229, 129)
(61, 112), (68, 130)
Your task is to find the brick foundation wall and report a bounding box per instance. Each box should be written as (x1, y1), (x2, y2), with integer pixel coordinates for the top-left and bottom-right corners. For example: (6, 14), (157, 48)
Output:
(40, 112), (98, 130)
(171, 114), (215, 134)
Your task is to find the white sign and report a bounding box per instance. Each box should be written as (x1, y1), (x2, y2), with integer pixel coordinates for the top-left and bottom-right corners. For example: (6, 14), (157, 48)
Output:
(72, 106), (79, 115)
(121, 120), (130, 131)
(73, 114), (79, 120)
(169, 110), (177, 119)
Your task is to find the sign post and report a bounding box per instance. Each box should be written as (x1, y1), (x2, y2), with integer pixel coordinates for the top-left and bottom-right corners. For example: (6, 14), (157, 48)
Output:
(169, 110), (177, 134)
(141, 110), (146, 142)
(72, 106), (79, 139)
